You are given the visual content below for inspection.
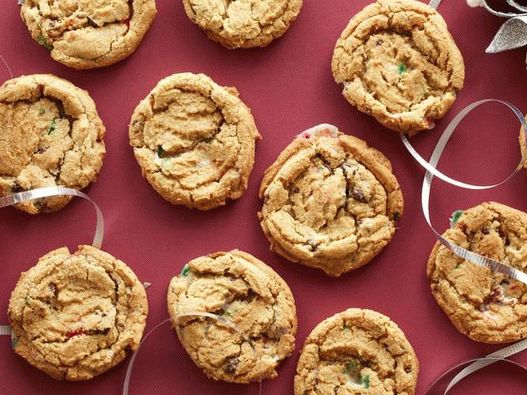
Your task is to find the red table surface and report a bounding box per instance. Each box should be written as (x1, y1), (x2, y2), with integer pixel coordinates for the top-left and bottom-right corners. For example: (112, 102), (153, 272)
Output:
(1, 1), (527, 394)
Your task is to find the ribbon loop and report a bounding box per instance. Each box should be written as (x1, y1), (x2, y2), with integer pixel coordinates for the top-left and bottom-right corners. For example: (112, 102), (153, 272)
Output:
(401, 98), (527, 393)
(0, 187), (104, 248)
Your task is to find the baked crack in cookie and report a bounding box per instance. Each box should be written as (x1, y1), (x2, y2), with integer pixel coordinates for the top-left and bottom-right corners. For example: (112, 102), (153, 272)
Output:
(20, 0), (157, 69)
(167, 250), (297, 383)
(8, 245), (148, 380)
(258, 124), (403, 277)
(129, 72), (261, 210)
(428, 202), (527, 344)
(294, 308), (419, 395)
(0, 75), (106, 214)
(332, 0), (465, 135)
(182, 0), (303, 49)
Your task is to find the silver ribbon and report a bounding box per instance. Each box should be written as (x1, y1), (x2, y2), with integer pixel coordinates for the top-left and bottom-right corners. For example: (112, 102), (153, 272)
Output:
(402, 99), (527, 393)
(123, 318), (171, 395)
(426, 355), (527, 394)
(429, 0), (442, 9)
(0, 187), (104, 248)
(402, 99), (527, 285)
(468, 0), (527, 68)
(0, 326), (11, 336)
(123, 314), (262, 395)
(0, 54), (13, 80)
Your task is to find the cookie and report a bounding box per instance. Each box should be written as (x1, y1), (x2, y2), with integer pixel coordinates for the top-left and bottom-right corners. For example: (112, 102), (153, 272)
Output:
(182, 0), (303, 49)
(428, 202), (527, 344)
(167, 250), (297, 383)
(332, 0), (464, 135)
(129, 72), (261, 210)
(294, 308), (419, 395)
(258, 124), (403, 277)
(8, 245), (148, 380)
(20, 0), (156, 69)
(0, 74), (106, 214)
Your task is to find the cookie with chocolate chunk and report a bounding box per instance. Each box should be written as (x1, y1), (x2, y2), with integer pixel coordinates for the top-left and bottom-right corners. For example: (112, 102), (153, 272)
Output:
(129, 72), (261, 210)
(167, 250), (297, 383)
(332, 0), (464, 135)
(258, 124), (403, 277)
(20, 0), (156, 69)
(0, 74), (105, 214)
(428, 202), (527, 343)
(8, 245), (148, 380)
(182, 0), (303, 49)
(294, 308), (419, 395)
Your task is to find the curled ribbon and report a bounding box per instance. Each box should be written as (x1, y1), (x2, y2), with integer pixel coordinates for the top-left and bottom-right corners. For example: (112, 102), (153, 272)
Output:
(401, 99), (527, 393)
(123, 313), (262, 395)
(426, 356), (527, 394)
(0, 187), (104, 248)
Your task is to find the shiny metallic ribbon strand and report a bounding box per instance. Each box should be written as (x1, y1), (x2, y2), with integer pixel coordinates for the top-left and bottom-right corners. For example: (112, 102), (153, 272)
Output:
(123, 314), (262, 395)
(401, 99), (527, 393)
(475, 0), (527, 18)
(429, 0), (442, 9)
(426, 355), (527, 393)
(0, 187), (104, 248)
(0, 326), (11, 336)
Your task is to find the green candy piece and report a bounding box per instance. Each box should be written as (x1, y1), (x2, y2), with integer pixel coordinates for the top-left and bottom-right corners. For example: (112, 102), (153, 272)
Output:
(47, 118), (57, 135)
(361, 374), (370, 388)
(36, 34), (53, 51)
(180, 265), (191, 277)
(450, 210), (464, 227)
(398, 63), (408, 74)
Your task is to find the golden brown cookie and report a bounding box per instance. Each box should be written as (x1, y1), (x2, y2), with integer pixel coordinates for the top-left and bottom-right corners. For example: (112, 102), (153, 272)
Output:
(182, 0), (303, 49)
(294, 308), (419, 395)
(0, 74), (106, 214)
(167, 250), (297, 383)
(258, 124), (403, 277)
(20, 0), (156, 69)
(129, 72), (261, 210)
(428, 202), (527, 344)
(332, 0), (465, 135)
(8, 245), (148, 381)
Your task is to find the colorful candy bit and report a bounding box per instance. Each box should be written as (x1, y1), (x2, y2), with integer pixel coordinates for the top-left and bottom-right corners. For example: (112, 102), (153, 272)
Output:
(180, 264), (191, 277)
(47, 118), (57, 135)
(65, 328), (85, 338)
(449, 210), (464, 227)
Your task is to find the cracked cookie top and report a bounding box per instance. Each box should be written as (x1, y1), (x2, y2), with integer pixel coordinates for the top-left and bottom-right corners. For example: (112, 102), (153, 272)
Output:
(294, 308), (419, 395)
(331, 0), (464, 135)
(0, 74), (105, 214)
(258, 124), (403, 277)
(182, 0), (303, 49)
(8, 245), (148, 381)
(129, 72), (261, 210)
(20, 0), (157, 69)
(428, 202), (527, 344)
(167, 250), (297, 383)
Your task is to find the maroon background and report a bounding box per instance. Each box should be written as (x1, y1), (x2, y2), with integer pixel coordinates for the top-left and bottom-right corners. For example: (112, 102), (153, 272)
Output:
(1, 1), (527, 394)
